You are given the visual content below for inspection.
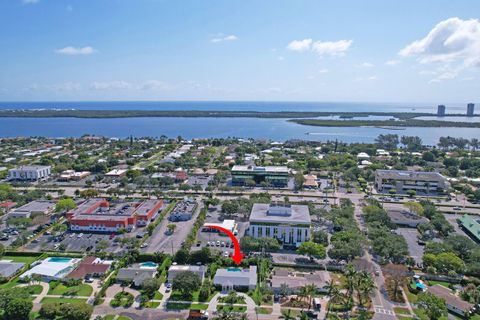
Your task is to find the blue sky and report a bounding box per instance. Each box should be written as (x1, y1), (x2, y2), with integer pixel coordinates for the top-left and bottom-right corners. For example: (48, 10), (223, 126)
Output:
(0, 0), (479, 103)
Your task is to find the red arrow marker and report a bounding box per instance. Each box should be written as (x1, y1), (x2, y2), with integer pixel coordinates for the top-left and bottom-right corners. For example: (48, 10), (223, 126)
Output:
(204, 225), (244, 265)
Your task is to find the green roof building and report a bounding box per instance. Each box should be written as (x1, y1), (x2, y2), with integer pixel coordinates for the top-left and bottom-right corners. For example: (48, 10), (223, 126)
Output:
(458, 215), (480, 243)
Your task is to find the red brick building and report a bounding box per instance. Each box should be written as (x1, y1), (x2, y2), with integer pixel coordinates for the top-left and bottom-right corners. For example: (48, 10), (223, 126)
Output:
(66, 198), (163, 232)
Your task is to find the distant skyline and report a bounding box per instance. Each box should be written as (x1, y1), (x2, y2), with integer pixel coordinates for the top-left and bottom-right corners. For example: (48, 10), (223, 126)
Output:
(0, 0), (479, 103)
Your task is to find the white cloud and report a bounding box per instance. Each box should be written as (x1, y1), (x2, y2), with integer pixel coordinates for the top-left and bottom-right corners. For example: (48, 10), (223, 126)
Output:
(52, 82), (81, 91)
(286, 39), (313, 52)
(22, 0), (39, 4)
(90, 81), (132, 90)
(359, 62), (374, 67)
(55, 46), (96, 55)
(287, 39), (352, 57)
(367, 75), (377, 80)
(211, 34), (238, 43)
(399, 17), (480, 67)
(140, 80), (170, 91)
(318, 68), (329, 74)
(312, 40), (352, 56)
(385, 59), (400, 66)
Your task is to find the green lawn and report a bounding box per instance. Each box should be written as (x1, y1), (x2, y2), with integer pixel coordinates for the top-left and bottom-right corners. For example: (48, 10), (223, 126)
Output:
(394, 307), (412, 316)
(413, 308), (448, 320)
(25, 285), (43, 295)
(257, 307), (273, 314)
(48, 283), (93, 296)
(41, 297), (87, 304)
(1, 255), (40, 265)
(169, 289), (217, 302)
(153, 291), (163, 300)
(145, 301), (160, 308)
(166, 302), (208, 310)
(217, 305), (247, 313)
(102, 316), (115, 320)
(117, 317), (133, 320)
(427, 280), (452, 288)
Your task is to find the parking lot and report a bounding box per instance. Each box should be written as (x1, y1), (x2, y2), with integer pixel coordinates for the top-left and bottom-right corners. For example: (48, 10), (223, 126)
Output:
(192, 205), (248, 256)
(143, 198), (202, 254)
(395, 227), (424, 264)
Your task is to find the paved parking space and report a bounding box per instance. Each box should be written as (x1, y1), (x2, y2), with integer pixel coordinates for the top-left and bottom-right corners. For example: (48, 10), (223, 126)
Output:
(143, 199), (202, 254)
(443, 213), (471, 238)
(192, 206), (247, 256)
(395, 228), (424, 263)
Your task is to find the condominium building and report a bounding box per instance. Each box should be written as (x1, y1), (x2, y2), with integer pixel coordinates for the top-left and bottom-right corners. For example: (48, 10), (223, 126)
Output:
(231, 165), (289, 187)
(375, 170), (450, 194)
(467, 103), (475, 117)
(66, 198), (163, 232)
(8, 165), (51, 181)
(248, 203), (311, 246)
(437, 104), (446, 117)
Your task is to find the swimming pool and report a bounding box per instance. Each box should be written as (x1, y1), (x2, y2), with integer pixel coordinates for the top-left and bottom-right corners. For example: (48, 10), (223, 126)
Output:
(140, 261), (158, 268)
(226, 267), (242, 272)
(48, 257), (74, 263)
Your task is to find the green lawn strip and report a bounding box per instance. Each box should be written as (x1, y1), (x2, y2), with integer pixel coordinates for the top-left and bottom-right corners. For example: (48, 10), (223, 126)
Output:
(257, 307), (273, 314)
(413, 308), (448, 320)
(217, 305), (247, 313)
(166, 302), (208, 310)
(40, 297), (87, 304)
(427, 280), (452, 288)
(394, 307), (412, 315)
(145, 301), (160, 308)
(117, 316), (133, 320)
(1, 255), (40, 265)
(48, 283), (93, 296)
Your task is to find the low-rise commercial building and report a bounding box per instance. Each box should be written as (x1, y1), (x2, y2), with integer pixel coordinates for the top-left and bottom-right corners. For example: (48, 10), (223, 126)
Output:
(169, 199), (197, 222)
(248, 203), (311, 247)
(10, 200), (55, 219)
(66, 198), (163, 232)
(375, 170), (449, 194)
(58, 170), (91, 181)
(213, 266), (257, 291)
(458, 215), (480, 243)
(231, 165), (289, 187)
(8, 165), (51, 181)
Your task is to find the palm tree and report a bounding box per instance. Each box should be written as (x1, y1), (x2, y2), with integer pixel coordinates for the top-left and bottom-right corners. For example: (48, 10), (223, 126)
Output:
(357, 272), (376, 306)
(344, 264), (357, 305)
(305, 283), (318, 310)
(280, 309), (296, 320)
(297, 285), (309, 307)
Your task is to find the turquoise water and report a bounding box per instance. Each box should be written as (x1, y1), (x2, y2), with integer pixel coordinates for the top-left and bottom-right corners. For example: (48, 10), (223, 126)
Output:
(226, 268), (242, 272)
(140, 261), (158, 268)
(48, 257), (73, 263)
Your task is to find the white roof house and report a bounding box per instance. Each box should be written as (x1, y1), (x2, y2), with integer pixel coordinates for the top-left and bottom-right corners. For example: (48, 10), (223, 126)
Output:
(167, 264), (206, 282)
(213, 266), (257, 290)
(20, 257), (80, 281)
(357, 152), (370, 160)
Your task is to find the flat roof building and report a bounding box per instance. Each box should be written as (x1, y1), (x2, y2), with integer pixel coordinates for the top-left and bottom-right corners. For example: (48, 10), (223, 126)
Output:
(20, 257), (81, 282)
(375, 170), (449, 194)
(10, 200), (55, 219)
(248, 203), (311, 246)
(213, 266), (257, 291)
(231, 165), (289, 187)
(8, 165), (51, 181)
(270, 268), (331, 293)
(66, 198), (163, 232)
(458, 215), (480, 243)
